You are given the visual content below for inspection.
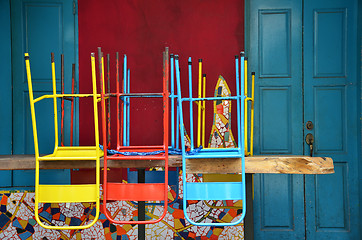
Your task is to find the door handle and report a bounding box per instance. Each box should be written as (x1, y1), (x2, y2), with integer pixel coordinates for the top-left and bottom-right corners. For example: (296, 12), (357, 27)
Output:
(305, 133), (314, 157)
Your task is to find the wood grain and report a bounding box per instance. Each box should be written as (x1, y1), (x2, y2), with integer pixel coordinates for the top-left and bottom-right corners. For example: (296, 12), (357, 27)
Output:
(0, 155), (334, 174)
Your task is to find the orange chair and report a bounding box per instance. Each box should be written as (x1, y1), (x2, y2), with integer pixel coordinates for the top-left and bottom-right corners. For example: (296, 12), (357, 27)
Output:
(98, 47), (170, 224)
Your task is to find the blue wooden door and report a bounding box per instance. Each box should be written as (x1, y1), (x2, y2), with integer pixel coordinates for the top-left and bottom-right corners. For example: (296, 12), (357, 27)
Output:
(10, 0), (76, 186)
(248, 0), (305, 238)
(303, 0), (359, 239)
(248, 0), (360, 239)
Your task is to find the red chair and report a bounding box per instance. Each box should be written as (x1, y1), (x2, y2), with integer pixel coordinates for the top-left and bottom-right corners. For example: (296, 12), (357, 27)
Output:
(98, 47), (170, 224)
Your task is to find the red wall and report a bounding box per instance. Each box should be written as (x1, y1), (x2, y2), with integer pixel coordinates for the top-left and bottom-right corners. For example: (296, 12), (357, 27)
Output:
(78, 0), (244, 147)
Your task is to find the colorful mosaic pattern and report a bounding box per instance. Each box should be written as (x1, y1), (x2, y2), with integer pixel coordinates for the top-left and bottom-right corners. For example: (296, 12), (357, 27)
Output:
(0, 173), (244, 239)
(208, 76), (237, 148)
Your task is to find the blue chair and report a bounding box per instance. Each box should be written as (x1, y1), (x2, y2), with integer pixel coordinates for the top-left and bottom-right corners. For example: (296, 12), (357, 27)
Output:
(174, 53), (246, 226)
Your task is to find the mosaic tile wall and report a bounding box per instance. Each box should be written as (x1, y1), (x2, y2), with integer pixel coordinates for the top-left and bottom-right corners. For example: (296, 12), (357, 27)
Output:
(0, 174), (244, 240)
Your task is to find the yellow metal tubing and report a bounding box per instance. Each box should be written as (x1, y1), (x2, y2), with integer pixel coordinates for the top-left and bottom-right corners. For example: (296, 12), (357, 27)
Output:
(25, 53), (39, 160)
(202, 74), (206, 147)
(25, 54), (41, 227)
(90, 52), (101, 228)
(33, 94), (100, 103)
(250, 72), (255, 156)
(197, 59), (202, 147)
(25, 52), (101, 230)
(244, 72), (255, 156)
(51, 54), (59, 152)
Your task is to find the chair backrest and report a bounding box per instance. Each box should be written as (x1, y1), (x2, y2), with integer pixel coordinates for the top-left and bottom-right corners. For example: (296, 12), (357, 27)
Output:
(25, 52), (100, 155)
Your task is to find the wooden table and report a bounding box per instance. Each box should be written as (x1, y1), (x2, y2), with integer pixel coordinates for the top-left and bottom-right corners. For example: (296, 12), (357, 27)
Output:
(0, 155), (334, 174)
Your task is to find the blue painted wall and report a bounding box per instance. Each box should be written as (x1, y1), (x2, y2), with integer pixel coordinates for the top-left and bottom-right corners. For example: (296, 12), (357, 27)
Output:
(0, 0), (12, 155)
(0, 0), (13, 187)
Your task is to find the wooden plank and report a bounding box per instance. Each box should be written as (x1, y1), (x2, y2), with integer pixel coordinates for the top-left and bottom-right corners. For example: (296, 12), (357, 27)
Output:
(245, 156), (334, 174)
(0, 155), (334, 174)
(185, 156), (334, 174)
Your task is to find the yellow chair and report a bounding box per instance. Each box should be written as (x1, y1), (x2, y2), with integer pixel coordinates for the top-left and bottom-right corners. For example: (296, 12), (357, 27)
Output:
(24, 52), (103, 230)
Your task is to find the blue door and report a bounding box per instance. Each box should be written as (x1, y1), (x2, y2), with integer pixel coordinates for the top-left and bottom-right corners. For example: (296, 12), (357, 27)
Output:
(10, 0), (76, 187)
(248, 0), (305, 238)
(303, 0), (359, 239)
(248, 0), (359, 239)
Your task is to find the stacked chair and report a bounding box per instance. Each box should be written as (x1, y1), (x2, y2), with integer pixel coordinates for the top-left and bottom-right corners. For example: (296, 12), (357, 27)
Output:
(174, 53), (247, 226)
(98, 47), (170, 224)
(24, 52), (103, 230)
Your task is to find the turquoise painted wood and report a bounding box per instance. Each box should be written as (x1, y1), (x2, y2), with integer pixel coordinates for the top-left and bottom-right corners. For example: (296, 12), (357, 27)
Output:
(359, 2), (362, 237)
(248, 0), (360, 239)
(304, 0), (359, 239)
(248, 0), (305, 238)
(10, 0), (76, 187)
(0, 0), (13, 187)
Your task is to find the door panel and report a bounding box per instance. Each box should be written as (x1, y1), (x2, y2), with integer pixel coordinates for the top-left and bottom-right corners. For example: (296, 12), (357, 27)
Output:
(315, 163), (348, 230)
(304, 0), (359, 238)
(314, 87), (346, 153)
(11, 0), (75, 186)
(260, 174), (293, 229)
(259, 9), (291, 78)
(259, 87), (292, 153)
(248, 0), (304, 239)
(313, 9), (346, 78)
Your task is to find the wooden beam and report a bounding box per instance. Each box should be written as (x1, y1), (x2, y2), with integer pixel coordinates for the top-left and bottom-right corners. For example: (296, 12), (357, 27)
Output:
(0, 155), (333, 174)
(245, 156), (334, 174)
(185, 156), (334, 174)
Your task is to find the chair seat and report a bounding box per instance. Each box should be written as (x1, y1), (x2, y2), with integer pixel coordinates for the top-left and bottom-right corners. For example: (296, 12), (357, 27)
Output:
(185, 182), (244, 200)
(38, 146), (103, 161)
(38, 184), (98, 203)
(106, 183), (166, 201)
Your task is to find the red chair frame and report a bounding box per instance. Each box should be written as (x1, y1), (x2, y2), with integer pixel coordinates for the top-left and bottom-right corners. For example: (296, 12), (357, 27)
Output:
(99, 47), (169, 224)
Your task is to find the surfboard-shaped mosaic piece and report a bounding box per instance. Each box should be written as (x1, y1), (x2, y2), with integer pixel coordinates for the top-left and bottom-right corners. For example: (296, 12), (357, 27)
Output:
(208, 75), (237, 148)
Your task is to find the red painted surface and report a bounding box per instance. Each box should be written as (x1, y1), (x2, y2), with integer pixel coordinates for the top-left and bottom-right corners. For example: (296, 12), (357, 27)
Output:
(78, 0), (244, 147)
(106, 183), (166, 201)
